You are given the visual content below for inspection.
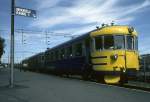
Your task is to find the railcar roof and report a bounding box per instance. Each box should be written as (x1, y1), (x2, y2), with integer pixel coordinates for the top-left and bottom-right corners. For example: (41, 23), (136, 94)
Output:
(45, 30), (96, 52)
(23, 52), (44, 61)
(45, 25), (137, 52)
(91, 25), (138, 37)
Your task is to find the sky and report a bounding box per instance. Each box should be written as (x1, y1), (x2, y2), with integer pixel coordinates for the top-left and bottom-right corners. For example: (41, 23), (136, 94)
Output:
(0, 0), (150, 63)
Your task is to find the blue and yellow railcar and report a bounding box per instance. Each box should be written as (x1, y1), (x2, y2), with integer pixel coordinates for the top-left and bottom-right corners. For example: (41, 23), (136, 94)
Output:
(22, 24), (139, 84)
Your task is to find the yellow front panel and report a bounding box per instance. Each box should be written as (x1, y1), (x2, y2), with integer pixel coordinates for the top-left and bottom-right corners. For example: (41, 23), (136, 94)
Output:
(91, 50), (125, 71)
(126, 51), (139, 70)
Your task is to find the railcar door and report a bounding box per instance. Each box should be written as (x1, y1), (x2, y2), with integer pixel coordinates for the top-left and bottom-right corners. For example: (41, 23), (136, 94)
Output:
(125, 35), (139, 73)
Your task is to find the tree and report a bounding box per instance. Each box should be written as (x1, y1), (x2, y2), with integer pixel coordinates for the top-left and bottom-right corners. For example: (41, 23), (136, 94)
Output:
(0, 36), (5, 62)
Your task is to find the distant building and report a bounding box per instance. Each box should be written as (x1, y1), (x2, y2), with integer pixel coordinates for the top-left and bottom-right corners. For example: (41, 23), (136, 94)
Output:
(140, 54), (150, 72)
(0, 36), (5, 63)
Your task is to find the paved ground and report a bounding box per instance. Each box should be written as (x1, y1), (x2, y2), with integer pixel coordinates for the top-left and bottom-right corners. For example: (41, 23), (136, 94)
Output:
(0, 68), (150, 102)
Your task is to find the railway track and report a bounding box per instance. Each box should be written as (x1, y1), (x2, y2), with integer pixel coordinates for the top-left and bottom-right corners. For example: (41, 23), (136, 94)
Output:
(114, 84), (150, 92)
(66, 75), (150, 92)
(91, 80), (150, 92)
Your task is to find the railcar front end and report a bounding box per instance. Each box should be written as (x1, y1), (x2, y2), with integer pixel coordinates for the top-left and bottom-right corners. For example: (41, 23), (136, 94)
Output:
(90, 26), (139, 84)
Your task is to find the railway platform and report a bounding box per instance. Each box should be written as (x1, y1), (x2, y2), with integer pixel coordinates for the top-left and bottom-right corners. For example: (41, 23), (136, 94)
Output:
(0, 68), (150, 102)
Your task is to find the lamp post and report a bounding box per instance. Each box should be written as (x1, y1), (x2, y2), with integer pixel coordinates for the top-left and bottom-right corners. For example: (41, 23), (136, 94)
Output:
(10, 0), (15, 88)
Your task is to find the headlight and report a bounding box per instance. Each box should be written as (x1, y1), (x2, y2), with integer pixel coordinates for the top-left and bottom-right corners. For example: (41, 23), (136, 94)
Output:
(111, 54), (118, 60)
(128, 26), (134, 33)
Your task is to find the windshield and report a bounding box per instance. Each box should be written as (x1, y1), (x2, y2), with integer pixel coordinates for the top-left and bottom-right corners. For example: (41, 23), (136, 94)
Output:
(126, 36), (134, 50)
(114, 35), (125, 49)
(104, 36), (114, 49)
(95, 36), (103, 50)
(94, 35), (137, 51)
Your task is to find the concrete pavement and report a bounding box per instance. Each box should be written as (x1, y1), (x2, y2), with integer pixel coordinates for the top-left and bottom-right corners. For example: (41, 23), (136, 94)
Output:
(0, 68), (150, 102)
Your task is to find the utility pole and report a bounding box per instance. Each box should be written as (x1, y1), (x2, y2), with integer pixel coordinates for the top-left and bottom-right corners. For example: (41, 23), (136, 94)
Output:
(45, 31), (48, 49)
(45, 31), (50, 50)
(10, 0), (15, 88)
(143, 56), (146, 82)
(21, 29), (24, 72)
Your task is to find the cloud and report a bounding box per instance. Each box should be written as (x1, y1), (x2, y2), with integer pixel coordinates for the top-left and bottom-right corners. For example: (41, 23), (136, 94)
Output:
(111, 0), (150, 17)
(35, 0), (60, 9)
(30, 0), (150, 32)
(52, 24), (96, 35)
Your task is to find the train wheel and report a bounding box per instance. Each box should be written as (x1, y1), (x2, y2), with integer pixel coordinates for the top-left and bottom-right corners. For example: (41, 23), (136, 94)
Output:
(81, 65), (91, 80)
(63, 73), (70, 78)
(82, 71), (90, 80)
(96, 74), (105, 83)
(82, 69), (92, 80)
(120, 74), (128, 84)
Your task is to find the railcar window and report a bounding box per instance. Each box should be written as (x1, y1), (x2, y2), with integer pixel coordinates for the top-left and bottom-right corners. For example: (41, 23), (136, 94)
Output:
(49, 53), (51, 61)
(104, 36), (114, 49)
(60, 49), (65, 59)
(46, 53), (49, 60)
(95, 36), (103, 50)
(114, 35), (125, 49)
(41, 55), (44, 61)
(75, 43), (82, 56)
(66, 46), (72, 58)
(38, 56), (41, 62)
(51, 52), (54, 61)
(55, 50), (59, 60)
(127, 36), (134, 50)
